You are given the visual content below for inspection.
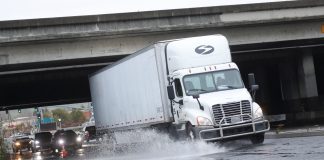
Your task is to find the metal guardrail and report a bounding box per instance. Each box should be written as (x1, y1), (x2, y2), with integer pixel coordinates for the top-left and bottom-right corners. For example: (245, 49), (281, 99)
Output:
(199, 114), (270, 141)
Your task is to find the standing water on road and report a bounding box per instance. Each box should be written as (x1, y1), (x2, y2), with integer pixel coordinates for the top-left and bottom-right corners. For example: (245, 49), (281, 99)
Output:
(87, 129), (226, 160)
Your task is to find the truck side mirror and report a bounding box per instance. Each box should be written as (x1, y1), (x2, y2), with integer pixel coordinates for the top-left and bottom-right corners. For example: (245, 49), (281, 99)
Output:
(192, 94), (204, 110)
(192, 94), (200, 99)
(167, 85), (175, 100)
(251, 84), (259, 91)
(179, 100), (184, 105)
(248, 73), (258, 101)
(248, 73), (256, 86)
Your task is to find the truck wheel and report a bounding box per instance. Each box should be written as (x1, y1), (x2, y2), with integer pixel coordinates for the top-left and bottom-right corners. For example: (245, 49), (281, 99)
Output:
(186, 123), (197, 141)
(250, 133), (265, 144)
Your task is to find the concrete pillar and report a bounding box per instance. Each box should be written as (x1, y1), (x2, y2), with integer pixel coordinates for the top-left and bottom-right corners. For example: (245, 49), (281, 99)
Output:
(279, 51), (320, 124)
(298, 49), (318, 98)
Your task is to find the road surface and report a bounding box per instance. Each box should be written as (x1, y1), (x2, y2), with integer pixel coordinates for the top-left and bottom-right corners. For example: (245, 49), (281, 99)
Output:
(9, 134), (324, 160)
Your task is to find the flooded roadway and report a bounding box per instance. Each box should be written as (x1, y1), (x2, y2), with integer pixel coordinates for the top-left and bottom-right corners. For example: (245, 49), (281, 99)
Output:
(9, 131), (324, 160)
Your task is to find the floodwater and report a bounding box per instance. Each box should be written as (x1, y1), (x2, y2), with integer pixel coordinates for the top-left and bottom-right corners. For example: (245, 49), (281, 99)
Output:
(84, 129), (226, 160)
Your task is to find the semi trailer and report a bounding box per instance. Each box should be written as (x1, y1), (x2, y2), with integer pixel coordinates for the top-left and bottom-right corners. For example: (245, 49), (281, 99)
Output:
(89, 35), (269, 144)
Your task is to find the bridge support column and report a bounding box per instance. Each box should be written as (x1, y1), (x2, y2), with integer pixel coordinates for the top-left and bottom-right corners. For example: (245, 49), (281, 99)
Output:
(279, 49), (321, 124)
(297, 49), (318, 99)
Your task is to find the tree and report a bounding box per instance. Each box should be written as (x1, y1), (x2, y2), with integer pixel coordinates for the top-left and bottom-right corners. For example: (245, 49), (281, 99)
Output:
(52, 108), (70, 122)
(70, 109), (86, 124)
(43, 108), (52, 118)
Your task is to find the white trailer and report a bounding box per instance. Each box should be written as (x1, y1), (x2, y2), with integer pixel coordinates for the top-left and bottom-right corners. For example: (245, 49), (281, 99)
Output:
(89, 35), (269, 144)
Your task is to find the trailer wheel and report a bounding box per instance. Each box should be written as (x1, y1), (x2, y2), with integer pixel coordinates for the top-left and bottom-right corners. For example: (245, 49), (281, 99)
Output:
(250, 133), (265, 144)
(186, 123), (197, 141)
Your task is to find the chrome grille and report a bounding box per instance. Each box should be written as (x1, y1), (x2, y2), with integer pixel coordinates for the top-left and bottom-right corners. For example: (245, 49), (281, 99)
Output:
(242, 100), (251, 121)
(212, 100), (251, 124)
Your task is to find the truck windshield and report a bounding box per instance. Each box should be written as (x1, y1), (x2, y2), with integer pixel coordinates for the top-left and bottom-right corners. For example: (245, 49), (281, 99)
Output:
(183, 69), (244, 96)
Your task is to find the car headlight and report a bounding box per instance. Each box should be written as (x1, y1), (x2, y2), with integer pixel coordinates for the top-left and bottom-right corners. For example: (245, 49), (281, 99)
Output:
(76, 136), (82, 142)
(58, 139), (64, 145)
(15, 142), (20, 146)
(35, 140), (40, 144)
(252, 102), (264, 119)
(197, 116), (213, 126)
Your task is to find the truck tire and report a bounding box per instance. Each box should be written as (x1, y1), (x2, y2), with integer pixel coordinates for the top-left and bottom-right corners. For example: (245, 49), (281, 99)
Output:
(186, 123), (198, 141)
(250, 133), (265, 144)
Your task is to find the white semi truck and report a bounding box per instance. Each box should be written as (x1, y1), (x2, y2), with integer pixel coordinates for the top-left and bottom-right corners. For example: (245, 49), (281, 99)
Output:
(89, 35), (269, 144)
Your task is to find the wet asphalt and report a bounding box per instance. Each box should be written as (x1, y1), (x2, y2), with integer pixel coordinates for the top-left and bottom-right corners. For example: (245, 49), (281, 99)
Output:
(8, 135), (324, 160)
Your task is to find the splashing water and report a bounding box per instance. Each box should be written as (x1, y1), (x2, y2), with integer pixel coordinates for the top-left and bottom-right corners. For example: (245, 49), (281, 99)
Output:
(92, 129), (226, 160)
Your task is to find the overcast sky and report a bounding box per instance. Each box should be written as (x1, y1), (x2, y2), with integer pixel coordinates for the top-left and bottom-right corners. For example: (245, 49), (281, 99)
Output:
(1, 0), (291, 21)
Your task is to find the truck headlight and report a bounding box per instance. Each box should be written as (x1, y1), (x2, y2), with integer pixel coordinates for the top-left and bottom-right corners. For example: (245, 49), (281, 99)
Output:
(197, 116), (213, 126)
(76, 136), (82, 142)
(252, 102), (264, 120)
(254, 108), (263, 119)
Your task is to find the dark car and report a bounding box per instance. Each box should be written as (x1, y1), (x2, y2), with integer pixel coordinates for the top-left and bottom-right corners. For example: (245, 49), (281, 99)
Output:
(32, 132), (52, 153)
(52, 130), (82, 153)
(12, 136), (33, 154)
(83, 125), (102, 142)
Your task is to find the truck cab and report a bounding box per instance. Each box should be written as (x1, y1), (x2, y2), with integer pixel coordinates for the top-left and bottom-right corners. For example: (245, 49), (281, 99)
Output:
(166, 35), (269, 143)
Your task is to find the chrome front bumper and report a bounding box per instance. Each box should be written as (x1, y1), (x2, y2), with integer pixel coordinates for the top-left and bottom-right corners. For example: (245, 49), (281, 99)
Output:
(198, 117), (270, 141)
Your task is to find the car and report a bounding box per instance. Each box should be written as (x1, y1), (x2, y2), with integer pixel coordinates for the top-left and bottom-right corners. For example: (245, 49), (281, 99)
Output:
(32, 132), (53, 153)
(51, 129), (82, 153)
(83, 125), (102, 142)
(11, 135), (33, 155)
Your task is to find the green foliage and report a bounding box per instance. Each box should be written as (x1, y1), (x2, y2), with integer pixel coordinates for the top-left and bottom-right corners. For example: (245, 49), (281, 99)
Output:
(70, 109), (86, 124)
(43, 108), (52, 118)
(52, 108), (70, 122)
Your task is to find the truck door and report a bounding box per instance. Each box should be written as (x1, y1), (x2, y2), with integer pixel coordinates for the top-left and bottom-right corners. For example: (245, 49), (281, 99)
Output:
(172, 78), (184, 122)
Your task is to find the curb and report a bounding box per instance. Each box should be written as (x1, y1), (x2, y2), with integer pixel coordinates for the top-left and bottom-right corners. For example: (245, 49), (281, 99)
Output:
(265, 131), (324, 139)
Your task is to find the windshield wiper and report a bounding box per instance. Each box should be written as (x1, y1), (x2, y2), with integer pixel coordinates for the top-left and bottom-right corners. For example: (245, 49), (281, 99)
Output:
(188, 89), (207, 92)
(218, 85), (239, 89)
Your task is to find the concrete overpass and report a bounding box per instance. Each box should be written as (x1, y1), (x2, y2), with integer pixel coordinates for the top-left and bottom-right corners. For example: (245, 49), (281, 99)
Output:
(1, 0), (324, 124)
